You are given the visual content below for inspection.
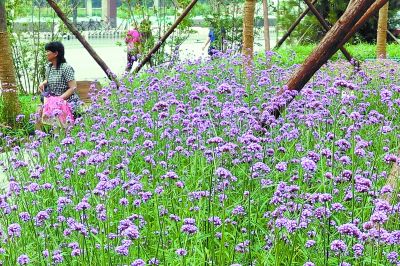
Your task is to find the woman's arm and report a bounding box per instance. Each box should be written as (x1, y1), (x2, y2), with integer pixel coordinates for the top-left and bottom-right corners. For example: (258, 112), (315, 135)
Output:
(60, 80), (77, 100)
(38, 80), (48, 92)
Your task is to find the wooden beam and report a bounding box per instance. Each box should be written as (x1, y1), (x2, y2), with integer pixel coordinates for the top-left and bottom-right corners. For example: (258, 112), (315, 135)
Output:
(275, 0), (317, 49)
(387, 29), (400, 44)
(46, 0), (116, 82)
(133, 0), (198, 74)
(303, 0), (358, 66)
(261, 0), (383, 123)
(340, 0), (390, 47)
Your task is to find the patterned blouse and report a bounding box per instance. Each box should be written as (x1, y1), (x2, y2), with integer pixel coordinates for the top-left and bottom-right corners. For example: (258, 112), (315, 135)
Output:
(45, 63), (80, 112)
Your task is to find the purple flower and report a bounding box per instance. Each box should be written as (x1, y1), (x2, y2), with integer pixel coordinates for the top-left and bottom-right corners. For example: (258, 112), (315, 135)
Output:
(17, 254), (29, 265)
(303, 262), (315, 266)
(71, 249), (81, 257)
(119, 198), (129, 206)
(330, 239), (347, 254)
(35, 211), (50, 226)
(42, 250), (49, 258)
(208, 216), (222, 226)
(52, 250), (63, 264)
(175, 248), (187, 256)
(387, 251), (398, 264)
(181, 224), (198, 235)
(121, 225), (140, 240)
(19, 212), (31, 222)
(275, 162), (288, 172)
(337, 223), (361, 238)
(115, 245), (129, 256)
(305, 240), (316, 248)
(183, 218), (196, 225)
(8, 223), (21, 238)
(148, 258), (160, 265)
(217, 83), (232, 94)
(231, 205), (246, 216)
(352, 243), (364, 258)
(162, 171), (179, 179)
(75, 200), (91, 211)
(301, 157), (317, 172)
(131, 259), (146, 266)
(370, 211), (388, 224)
(235, 240), (250, 253)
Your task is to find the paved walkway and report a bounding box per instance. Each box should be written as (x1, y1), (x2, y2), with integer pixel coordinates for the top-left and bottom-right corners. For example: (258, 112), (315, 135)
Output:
(64, 26), (276, 81)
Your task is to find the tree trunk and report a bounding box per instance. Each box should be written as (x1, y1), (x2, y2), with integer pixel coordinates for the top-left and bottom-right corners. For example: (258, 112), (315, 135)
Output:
(0, 0), (21, 127)
(262, 0), (270, 51)
(242, 0), (256, 65)
(376, 2), (389, 59)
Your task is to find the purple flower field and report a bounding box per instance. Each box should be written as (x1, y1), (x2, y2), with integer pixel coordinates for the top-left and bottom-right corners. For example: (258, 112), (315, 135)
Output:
(1, 53), (400, 265)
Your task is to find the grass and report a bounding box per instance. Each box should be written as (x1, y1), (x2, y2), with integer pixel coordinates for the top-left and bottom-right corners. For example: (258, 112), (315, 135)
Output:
(272, 43), (400, 65)
(0, 50), (399, 265)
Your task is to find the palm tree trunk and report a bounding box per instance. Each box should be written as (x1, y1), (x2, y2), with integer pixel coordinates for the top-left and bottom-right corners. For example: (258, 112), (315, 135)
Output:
(263, 0), (270, 51)
(0, 0), (21, 127)
(242, 0), (256, 66)
(376, 2), (389, 59)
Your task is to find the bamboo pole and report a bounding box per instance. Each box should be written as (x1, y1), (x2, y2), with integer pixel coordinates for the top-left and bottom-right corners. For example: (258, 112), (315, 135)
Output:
(46, 0), (116, 81)
(133, 0), (198, 74)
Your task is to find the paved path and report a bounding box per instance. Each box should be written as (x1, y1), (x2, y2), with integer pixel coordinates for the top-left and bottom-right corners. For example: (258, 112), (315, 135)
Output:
(64, 26), (276, 81)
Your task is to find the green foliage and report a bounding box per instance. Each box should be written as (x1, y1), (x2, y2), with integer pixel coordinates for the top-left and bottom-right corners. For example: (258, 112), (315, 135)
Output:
(272, 43), (400, 66)
(277, 0), (400, 44)
(0, 95), (39, 144)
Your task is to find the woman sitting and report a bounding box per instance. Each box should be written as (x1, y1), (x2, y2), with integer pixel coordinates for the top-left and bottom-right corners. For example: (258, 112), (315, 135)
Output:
(36, 41), (80, 129)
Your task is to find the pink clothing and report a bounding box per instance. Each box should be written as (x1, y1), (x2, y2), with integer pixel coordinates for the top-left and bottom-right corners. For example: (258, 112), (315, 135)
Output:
(42, 96), (74, 127)
(125, 29), (141, 52)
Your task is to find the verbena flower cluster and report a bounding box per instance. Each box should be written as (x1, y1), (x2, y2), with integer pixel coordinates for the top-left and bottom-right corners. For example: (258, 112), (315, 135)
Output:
(0, 53), (399, 265)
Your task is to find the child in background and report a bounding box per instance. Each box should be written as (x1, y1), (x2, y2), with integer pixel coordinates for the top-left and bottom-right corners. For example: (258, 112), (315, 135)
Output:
(125, 27), (141, 71)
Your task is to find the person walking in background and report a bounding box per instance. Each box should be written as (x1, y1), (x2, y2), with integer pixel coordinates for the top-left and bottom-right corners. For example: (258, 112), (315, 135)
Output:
(202, 25), (226, 57)
(125, 25), (141, 71)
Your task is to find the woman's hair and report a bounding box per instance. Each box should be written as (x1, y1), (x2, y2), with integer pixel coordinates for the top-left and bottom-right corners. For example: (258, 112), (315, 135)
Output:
(45, 41), (66, 68)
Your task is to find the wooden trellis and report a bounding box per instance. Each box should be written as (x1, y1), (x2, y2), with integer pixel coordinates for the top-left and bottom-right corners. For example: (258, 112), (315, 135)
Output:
(264, 0), (390, 121)
(275, 0), (358, 66)
(47, 0), (198, 80)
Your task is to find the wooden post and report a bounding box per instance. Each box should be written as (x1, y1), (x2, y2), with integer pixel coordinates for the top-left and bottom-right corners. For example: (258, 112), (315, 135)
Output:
(46, 0), (116, 82)
(303, 0), (357, 65)
(275, 0), (317, 49)
(133, 0), (198, 74)
(261, 0), (385, 123)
